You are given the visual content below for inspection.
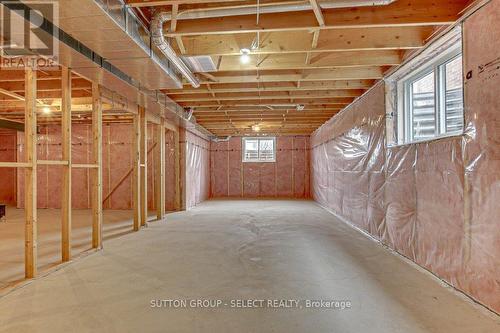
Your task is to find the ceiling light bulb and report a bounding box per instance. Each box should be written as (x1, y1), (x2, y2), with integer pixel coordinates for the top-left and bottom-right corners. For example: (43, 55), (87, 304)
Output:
(252, 124), (261, 132)
(240, 48), (251, 64)
(42, 107), (51, 114)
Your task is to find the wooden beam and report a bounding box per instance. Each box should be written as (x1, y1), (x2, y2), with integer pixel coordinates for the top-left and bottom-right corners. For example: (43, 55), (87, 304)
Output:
(91, 82), (103, 249)
(170, 4), (179, 32)
(309, 0), (325, 26)
(215, 50), (401, 71)
(0, 87), (25, 100)
(165, 80), (374, 94)
(165, 1), (466, 36)
(189, 67), (384, 85)
(156, 120), (166, 219)
(0, 162), (31, 168)
(72, 164), (99, 169)
(24, 68), (37, 279)
(0, 118), (24, 131)
(170, 89), (364, 102)
(177, 26), (436, 56)
(169, 4), (187, 54)
(139, 106), (148, 227)
(61, 67), (72, 262)
(177, 97), (353, 107)
(133, 113), (141, 231)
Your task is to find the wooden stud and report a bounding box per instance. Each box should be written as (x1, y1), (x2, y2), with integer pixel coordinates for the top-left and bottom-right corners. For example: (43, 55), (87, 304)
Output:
(139, 106), (148, 226)
(0, 162), (31, 168)
(91, 82), (103, 249)
(178, 130), (187, 210)
(24, 67), (37, 279)
(133, 113), (141, 231)
(61, 67), (72, 261)
(156, 119), (166, 219)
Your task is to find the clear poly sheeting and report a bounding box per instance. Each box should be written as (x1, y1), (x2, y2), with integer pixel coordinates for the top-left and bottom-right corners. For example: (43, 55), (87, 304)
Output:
(183, 128), (210, 209)
(210, 136), (310, 198)
(311, 0), (500, 312)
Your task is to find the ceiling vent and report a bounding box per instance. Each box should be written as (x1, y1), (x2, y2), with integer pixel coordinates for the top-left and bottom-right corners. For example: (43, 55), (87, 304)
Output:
(181, 56), (217, 73)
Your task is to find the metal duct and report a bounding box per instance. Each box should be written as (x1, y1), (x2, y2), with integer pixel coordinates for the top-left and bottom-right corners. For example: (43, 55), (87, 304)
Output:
(211, 136), (233, 142)
(151, 11), (200, 88)
(156, 0), (397, 22)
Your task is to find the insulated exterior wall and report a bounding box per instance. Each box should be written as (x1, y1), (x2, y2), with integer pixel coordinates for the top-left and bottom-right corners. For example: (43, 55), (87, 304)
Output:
(461, 0), (500, 313)
(15, 123), (178, 211)
(311, 0), (500, 313)
(210, 136), (310, 198)
(0, 129), (17, 205)
(182, 128), (210, 209)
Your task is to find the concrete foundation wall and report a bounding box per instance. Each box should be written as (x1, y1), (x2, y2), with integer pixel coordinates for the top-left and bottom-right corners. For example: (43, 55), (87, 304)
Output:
(311, 0), (500, 314)
(210, 136), (310, 198)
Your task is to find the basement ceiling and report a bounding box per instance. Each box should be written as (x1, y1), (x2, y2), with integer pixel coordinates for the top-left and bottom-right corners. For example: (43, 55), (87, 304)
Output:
(126, 0), (472, 137)
(0, 0), (473, 135)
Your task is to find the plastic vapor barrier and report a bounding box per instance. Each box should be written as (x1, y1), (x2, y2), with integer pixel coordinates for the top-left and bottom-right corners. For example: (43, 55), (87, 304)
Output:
(311, 0), (500, 313)
(210, 136), (310, 198)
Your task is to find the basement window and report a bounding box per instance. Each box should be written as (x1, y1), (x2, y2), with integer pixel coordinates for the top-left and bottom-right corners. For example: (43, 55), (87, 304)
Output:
(386, 27), (464, 146)
(242, 137), (276, 163)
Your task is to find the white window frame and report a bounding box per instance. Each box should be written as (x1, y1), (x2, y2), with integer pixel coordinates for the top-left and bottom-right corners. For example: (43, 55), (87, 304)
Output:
(395, 38), (464, 145)
(242, 137), (276, 163)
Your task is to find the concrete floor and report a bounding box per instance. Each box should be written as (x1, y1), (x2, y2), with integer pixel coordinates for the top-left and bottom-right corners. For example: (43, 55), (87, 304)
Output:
(0, 207), (156, 289)
(0, 200), (498, 332)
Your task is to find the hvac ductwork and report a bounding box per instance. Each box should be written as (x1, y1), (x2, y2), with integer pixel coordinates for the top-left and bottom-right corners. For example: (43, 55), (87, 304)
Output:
(151, 12), (200, 88)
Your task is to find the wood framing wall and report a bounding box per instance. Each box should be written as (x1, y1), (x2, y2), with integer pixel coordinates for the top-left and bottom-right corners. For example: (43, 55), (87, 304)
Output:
(0, 67), (180, 281)
(10, 123), (179, 212)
